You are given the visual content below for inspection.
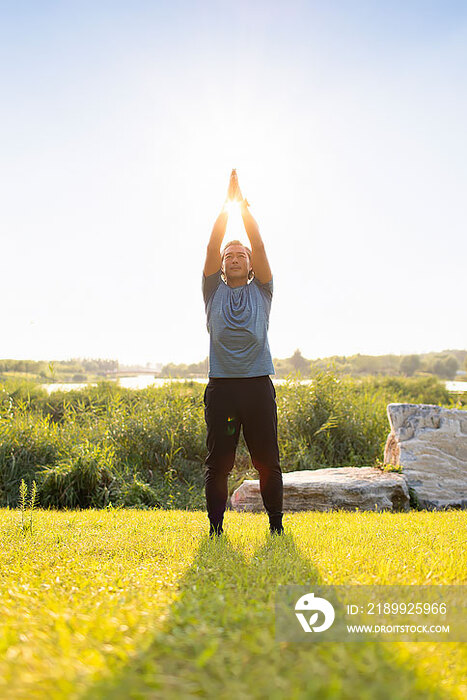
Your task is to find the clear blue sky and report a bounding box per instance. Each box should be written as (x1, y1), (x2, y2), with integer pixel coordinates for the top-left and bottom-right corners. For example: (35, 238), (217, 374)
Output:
(1, 1), (466, 365)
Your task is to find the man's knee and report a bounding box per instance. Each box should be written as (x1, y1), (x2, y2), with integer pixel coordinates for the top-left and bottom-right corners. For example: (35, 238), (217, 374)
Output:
(248, 442), (281, 469)
(204, 452), (236, 478)
(251, 458), (281, 475)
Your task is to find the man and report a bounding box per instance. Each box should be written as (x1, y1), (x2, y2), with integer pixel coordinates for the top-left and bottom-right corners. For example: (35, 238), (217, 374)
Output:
(201, 170), (284, 538)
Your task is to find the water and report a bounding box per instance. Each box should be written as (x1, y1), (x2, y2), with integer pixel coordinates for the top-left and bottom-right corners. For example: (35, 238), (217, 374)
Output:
(41, 375), (466, 394)
(445, 380), (467, 393)
(42, 375), (313, 393)
(42, 376), (192, 393)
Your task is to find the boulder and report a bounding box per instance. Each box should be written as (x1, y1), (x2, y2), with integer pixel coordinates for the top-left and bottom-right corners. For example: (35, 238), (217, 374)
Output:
(384, 403), (467, 510)
(230, 467), (409, 512)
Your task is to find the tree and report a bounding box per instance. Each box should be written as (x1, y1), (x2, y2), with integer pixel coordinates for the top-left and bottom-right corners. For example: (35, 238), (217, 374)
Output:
(430, 355), (459, 380)
(443, 355), (459, 380)
(400, 355), (421, 377)
(289, 349), (310, 374)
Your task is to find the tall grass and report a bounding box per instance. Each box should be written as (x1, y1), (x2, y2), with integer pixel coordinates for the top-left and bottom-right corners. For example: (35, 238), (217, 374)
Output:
(0, 372), (463, 510)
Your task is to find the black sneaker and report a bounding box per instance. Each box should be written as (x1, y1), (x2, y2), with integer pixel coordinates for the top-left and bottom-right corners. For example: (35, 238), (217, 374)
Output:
(269, 525), (284, 535)
(209, 523), (224, 538)
(269, 515), (284, 535)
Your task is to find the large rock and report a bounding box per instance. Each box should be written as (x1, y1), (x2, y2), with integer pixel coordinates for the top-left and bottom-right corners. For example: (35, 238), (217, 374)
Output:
(230, 467), (409, 512)
(384, 403), (467, 510)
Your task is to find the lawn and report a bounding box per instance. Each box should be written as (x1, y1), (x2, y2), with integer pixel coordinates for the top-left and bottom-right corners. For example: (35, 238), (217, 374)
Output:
(0, 508), (465, 699)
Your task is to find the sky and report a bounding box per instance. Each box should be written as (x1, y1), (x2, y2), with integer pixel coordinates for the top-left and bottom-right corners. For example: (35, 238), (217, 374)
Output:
(1, 1), (466, 366)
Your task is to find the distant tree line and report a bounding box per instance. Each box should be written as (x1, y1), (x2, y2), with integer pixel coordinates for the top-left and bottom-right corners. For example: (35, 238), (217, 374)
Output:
(0, 358), (118, 382)
(1, 351), (465, 382)
(307, 350), (465, 381)
(160, 358), (209, 377)
(159, 349), (467, 380)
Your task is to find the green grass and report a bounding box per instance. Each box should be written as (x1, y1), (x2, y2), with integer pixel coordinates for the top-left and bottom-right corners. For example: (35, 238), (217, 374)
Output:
(0, 508), (465, 699)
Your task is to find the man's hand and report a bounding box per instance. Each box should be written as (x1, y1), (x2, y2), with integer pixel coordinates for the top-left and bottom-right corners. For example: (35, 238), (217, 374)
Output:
(226, 169), (244, 202)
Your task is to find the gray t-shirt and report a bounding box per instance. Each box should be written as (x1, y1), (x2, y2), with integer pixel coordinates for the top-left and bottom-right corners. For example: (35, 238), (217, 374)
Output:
(202, 269), (275, 378)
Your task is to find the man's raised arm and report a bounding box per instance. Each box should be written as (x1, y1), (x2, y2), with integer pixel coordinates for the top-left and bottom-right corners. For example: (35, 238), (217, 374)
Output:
(203, 210), (227, 277)
(240, 200), (272, 284)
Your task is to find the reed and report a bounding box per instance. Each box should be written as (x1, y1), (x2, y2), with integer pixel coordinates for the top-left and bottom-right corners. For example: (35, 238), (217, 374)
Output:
(0, 371), (464, 510)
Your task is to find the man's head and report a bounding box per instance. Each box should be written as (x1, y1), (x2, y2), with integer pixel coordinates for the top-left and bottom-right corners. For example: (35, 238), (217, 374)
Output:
(221, 240), (254, 287)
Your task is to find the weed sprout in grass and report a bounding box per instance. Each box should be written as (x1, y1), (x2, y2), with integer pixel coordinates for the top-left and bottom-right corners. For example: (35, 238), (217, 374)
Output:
(18, 477), (37, 534)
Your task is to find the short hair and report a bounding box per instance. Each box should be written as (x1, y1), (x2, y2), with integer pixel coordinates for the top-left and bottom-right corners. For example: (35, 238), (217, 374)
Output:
(221, 240), (255, 282)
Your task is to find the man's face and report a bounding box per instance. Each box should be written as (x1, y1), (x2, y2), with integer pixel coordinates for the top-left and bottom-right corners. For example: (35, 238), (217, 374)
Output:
(222, 245), (251, 284)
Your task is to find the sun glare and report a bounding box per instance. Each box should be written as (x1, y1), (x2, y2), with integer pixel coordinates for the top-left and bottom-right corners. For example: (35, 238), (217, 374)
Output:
(223, 199), (241, 216)
(223, 198), (247, 242)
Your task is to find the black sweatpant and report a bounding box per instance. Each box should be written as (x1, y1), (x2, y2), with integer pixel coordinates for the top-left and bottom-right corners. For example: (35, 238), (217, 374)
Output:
(203, 375), (283, 527)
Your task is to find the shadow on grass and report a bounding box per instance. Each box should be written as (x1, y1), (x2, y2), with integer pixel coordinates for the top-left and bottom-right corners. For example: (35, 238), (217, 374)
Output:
(81, 529), (449, 700)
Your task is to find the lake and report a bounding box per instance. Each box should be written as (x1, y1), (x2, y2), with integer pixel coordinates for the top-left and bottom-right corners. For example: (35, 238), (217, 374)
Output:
(42, 375), (467, 393)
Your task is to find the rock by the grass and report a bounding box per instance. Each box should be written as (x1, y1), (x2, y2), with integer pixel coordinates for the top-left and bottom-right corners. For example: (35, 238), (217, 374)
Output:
(384, 403), (467, 510)
(230, 467), (409, 513)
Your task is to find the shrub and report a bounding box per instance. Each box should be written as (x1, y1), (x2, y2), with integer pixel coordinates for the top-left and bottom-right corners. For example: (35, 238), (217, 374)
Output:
(0, 411), (67, 506)
(37, 441), (119, 509)
(277, 371), (386, 470)
(117, 476), (162, 508)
